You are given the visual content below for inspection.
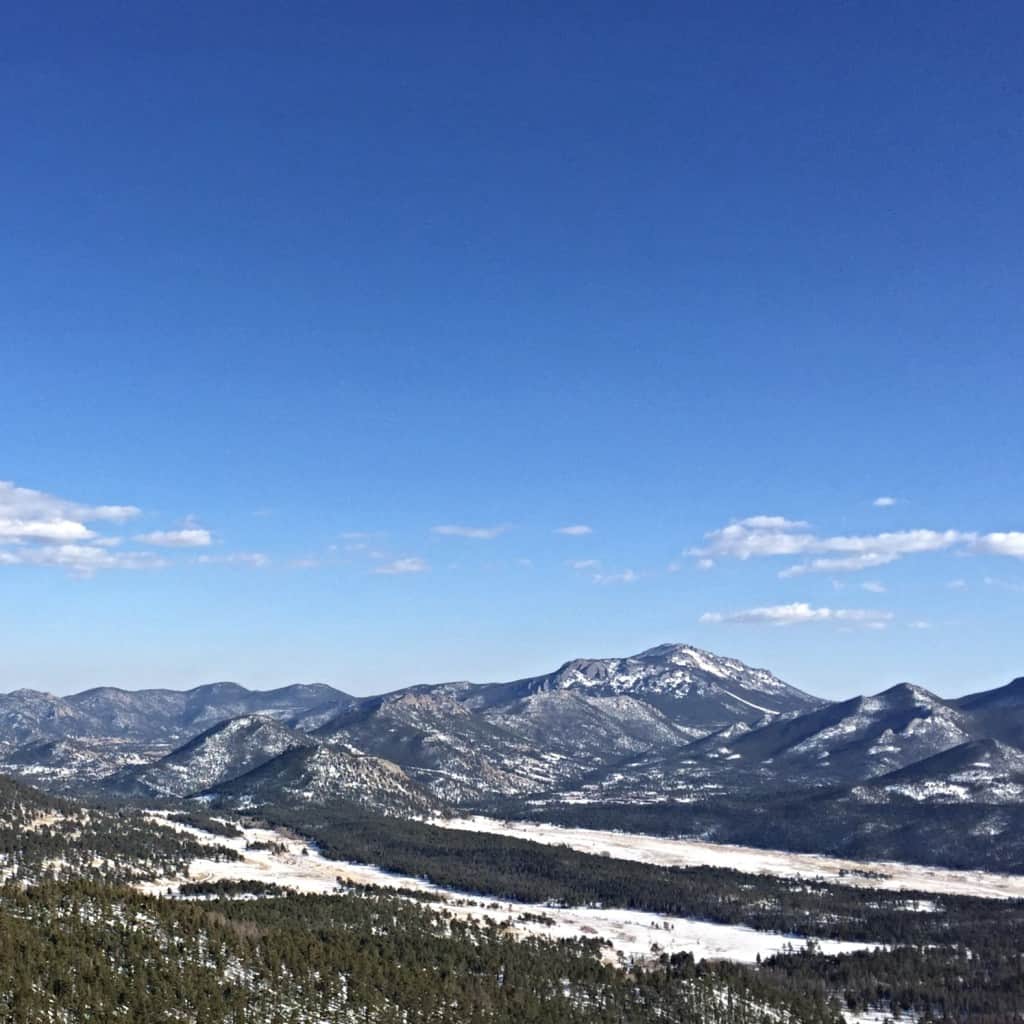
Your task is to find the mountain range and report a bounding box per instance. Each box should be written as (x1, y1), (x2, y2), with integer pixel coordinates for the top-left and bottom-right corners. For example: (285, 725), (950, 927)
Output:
(1, 644), (1022, 865)
(0, 681), (350, 748)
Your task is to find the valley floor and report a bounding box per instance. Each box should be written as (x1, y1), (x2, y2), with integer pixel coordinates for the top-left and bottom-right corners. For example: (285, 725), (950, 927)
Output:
(140, 812), (876, 964)
(434, 815), (1024, 900)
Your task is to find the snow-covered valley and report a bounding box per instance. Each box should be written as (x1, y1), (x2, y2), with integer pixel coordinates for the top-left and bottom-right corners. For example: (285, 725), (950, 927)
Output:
(140, 812), (879, 963)
(434, 815), (1024, 900)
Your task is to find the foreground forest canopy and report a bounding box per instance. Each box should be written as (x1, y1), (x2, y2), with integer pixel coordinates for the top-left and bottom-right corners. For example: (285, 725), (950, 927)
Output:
(2, 852), (1024, 1022)
(0, 880), (850, 1024)
(5, 769), (1024, 1023)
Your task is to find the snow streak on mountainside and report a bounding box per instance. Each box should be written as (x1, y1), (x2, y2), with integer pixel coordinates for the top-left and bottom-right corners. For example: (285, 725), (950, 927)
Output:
(855, 739), (1024, 805)
(470, 643), (822, 722)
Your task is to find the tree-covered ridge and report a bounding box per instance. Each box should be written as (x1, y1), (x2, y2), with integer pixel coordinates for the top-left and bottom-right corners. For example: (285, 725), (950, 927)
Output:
(764, 943), (1024, 1024)
(510, 792), (1024, 874)
(0, 774), (239, 885)
(0, 880), (842, 1024)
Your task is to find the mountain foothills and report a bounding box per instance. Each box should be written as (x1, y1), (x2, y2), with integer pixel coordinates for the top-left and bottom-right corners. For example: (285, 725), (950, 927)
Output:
(1, 644), (1024, 870)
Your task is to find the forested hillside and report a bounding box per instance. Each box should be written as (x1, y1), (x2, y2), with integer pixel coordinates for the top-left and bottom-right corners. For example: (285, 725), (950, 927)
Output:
(0, 774), (238, 884)
(516, 790), (1024, 873)
(0, 880), (846, 1024)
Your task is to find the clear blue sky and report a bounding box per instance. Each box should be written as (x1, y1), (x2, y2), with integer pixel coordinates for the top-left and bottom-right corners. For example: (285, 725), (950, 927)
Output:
(2, 2), (1021, 698)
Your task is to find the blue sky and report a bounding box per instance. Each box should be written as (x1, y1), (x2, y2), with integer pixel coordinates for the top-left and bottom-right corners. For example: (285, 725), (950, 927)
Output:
(2, 2), (1022, 698)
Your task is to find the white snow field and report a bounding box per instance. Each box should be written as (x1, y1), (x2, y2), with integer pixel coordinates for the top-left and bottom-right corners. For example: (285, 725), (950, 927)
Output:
(432, 816), (1024, 901)
(139, 812), (877, 963)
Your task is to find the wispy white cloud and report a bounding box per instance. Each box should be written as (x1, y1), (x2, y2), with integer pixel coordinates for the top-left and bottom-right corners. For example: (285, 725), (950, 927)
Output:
(873, 496), (898, 508)
(691, 517), (966, 577)
(0, 480), (140, 544)
(946, 578), (968, 590)
(690, 519), (824, 561)
(373, 557), (429, 575)
(860, 581), (887, 593)
(738, 515), (810, 530)
(556, 524), (592, 536)
(196, 552), (269, 568)
(432, 524), (508, 540)
(908, 620), (932, 629)
(0, 544), (167, 576)
(0, 480), (161, 575)
(0, 518), (94, 541)
(0, 481), (139, 524)
(593, 569), (638, 585)
(779, 552), (906, 577)
(568, 559), (601, 570)
(136, 527), (212, 548)
(693, 516), (1024, 579)
(700, 602), (893, 627)
(972, 532), (1024, 558)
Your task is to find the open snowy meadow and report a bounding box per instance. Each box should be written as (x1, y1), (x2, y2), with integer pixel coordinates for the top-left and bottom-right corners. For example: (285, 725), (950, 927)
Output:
(141, 812), (879, 963)
(435, 815), (1024, 901)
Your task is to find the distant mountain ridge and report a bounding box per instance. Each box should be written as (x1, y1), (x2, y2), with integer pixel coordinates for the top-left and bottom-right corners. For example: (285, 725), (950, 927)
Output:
(1, 645), (1022, 841)
(950, 676), (1024, 748)
(97, 712), (440, 818)
(0, 681), (352, 750)
(549, 674), (1024, 814)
